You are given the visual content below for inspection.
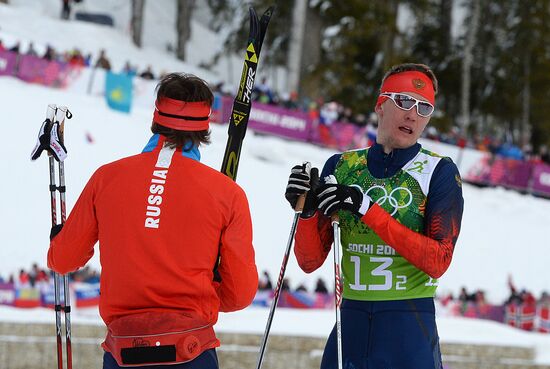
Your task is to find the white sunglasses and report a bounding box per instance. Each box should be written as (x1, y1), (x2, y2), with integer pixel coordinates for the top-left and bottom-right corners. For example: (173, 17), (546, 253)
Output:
(380, 93), (435, 117)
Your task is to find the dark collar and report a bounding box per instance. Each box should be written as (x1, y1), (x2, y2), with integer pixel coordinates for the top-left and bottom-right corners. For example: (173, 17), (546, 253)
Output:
(368, 143), (421, 178)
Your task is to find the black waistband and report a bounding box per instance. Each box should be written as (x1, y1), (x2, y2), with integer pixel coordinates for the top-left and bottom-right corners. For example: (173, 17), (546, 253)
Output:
(341, 297), (435, 314)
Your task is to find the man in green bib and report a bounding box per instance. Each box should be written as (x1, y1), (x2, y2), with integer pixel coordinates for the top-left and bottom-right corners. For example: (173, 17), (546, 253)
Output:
(285, 63), (464, 369)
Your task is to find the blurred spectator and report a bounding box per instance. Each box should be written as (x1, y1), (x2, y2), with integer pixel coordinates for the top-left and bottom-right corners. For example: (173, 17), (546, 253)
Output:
(95, 49), (112, 70)
(540, 145), (550, 165)
(338, 106), (355, 124)
(439, 292), (454, 307)
(295, 283), (308, 292)
(139, 65), (155, 80)
(253, 77), (274, 104)
(281, 277), (290, 291)
(319, 102), (339, 126)
(86, 269), (100, 283)
(539, 291), (550, 306)
(314, 278), (328, 294)
(212, 81), (224, 94)
(61, 0), (71, 20)
(9, 41), (20, 53)
(122, 61), (137, 76)
(458, 286), (476, 303)
(258, 270), (273, 291)
(29, 263), (39, 287)
(318, 101), (339, 147)
(68, 48), (86, 66)
(26, 42), (38, 57)
(0, 39), (5, 52)
(17, 269), (30, 287)
(282, 91), (299, 110)
(496, 142), (524, 160)
(506, 275), (523, 305)
(43, 45), (56, 61)
(354, 113), (367, 127)
(84, 52), (93, 66)
(307, 101), (320, 124)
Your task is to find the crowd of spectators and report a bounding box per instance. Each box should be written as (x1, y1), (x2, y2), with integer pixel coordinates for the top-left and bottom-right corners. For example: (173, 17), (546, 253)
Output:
(258, 270), (330, 295)
(437, 276), (550, 313)
(0, 38), (161, 79)
(3, 35), (550, 164)
(0, 263), (100, 288)
(248, 77), (550, 165)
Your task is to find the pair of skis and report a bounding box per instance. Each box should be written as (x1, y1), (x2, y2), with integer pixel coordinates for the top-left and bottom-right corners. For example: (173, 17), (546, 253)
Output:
(31, 104), (73, 369)
(220, 6), (273, 181)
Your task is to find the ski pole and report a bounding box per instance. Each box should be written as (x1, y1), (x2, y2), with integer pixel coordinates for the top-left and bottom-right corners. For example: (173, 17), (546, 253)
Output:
(38, 104), (73, 369)
(255, 192), (307, 369)
(44, 104), (64, 369)
(55, 106), (73, 369)
(323, 174), (344, 369)
(331, 214), (344, 369)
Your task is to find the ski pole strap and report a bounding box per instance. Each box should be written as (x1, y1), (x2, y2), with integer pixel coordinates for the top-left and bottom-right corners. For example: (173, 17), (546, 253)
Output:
(49, 185), (66, 193)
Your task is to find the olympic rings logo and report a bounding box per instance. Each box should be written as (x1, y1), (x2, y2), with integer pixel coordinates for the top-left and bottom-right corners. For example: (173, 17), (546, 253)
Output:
(364, 185), (413, 216)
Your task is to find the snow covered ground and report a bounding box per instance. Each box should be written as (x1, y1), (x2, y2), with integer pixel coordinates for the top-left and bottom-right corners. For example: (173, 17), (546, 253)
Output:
(2, 0), (550, 364)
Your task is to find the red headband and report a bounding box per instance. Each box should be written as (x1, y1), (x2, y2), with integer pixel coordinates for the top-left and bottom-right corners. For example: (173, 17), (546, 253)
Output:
(376, 71), (435, 107)
(153, 97), (211, 131)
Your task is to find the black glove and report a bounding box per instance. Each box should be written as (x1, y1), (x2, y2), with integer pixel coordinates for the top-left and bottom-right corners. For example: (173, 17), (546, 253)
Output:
(317, 175), (371, 217)
(285, 163), (320, 218)
(301, 167), (319, 218)
(285, 163), (311, 208)
(50, 224), (64, 240)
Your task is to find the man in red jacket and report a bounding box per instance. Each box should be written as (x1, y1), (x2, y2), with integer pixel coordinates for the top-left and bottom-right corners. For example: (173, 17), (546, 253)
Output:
(48, 73), (258, 369)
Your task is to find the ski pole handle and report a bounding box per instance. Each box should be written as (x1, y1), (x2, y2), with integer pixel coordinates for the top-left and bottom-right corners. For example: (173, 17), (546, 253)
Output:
(294, 193), (306, 213)
(55, 106), (72, 143)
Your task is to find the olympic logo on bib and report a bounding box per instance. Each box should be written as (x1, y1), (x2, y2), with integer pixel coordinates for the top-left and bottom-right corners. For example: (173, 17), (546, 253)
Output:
(365, 185), (413, 216)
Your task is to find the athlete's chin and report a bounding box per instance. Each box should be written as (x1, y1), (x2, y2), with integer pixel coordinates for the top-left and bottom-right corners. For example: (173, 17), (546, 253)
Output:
(392, 137), (418, 150)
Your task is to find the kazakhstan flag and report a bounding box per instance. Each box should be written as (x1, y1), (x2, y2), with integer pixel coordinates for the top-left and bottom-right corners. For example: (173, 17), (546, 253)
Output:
(105, 71), (133, 113)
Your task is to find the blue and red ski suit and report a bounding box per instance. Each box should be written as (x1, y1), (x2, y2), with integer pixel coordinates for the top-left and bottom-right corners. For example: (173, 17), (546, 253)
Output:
(295, 143), (464, 369)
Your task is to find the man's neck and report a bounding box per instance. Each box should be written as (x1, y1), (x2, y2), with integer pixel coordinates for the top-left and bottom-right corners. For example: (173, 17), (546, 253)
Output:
(382, 144), (394, 154)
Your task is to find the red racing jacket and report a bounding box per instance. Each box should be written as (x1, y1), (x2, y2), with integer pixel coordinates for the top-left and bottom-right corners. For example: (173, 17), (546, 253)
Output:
(48, 135), (258, 327)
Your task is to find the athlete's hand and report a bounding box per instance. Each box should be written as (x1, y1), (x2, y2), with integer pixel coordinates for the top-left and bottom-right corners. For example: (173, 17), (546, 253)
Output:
(317, 175), (371, 217)
(285, 162), (320, 218)
(50, 224), (64, 240)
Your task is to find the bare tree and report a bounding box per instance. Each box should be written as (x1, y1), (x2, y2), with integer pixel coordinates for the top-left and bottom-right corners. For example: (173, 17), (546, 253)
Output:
(286, 0), (307, 94)
(460, 0), (481, 136)
(131, 0), (145, 47)
(0, 0), (8, 3)
(176, 0), (196, 61)
(382, 0), (399, 71)
(520, 53), (531, 147)
(299, 5), (322, 98)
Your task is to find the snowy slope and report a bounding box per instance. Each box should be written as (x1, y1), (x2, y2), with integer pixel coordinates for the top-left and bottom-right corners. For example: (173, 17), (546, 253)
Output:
(3, 0), (270, 88)
(2, 0), (550, 304)
(2, 1), (550, 364)
(3, 0), (550, 301)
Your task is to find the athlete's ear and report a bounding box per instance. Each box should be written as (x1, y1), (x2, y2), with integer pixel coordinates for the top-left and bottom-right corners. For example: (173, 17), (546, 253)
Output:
(375, 103), (383, 119)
